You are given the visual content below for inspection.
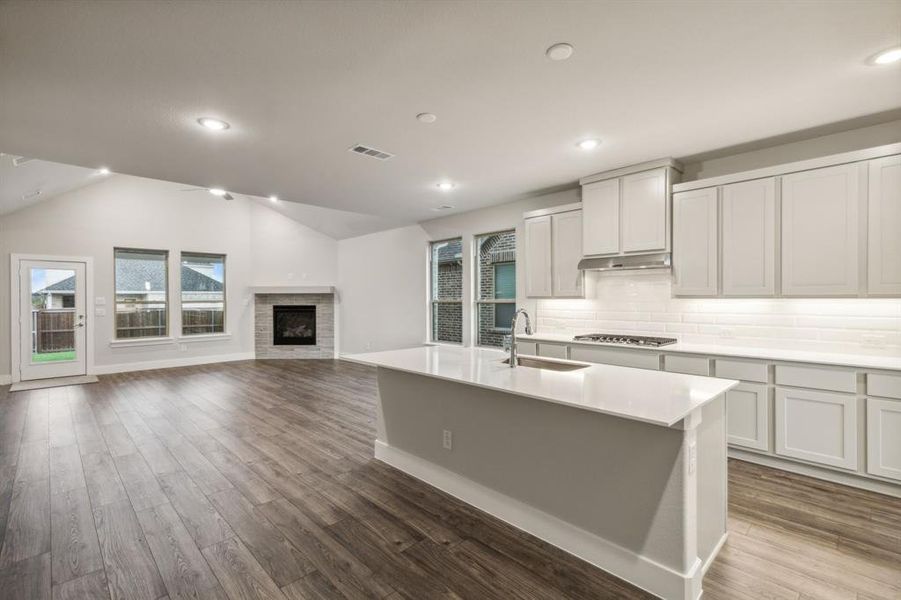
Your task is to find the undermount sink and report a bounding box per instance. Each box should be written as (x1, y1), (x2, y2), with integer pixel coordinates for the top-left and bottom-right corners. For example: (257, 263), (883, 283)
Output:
(501, 357), (590, 371)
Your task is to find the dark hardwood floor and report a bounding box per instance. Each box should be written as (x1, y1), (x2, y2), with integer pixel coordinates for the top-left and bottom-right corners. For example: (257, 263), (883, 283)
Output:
(0, 359), (899, 599)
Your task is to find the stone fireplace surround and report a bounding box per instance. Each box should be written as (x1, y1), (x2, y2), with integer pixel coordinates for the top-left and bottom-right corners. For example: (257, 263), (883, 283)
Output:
(253, 286), (335, 359)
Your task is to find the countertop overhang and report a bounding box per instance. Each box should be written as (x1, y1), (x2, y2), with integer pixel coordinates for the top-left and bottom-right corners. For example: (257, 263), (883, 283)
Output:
(345, 345), (737, 428)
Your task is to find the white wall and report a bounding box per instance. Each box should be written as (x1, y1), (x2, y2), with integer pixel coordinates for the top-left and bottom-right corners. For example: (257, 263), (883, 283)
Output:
(337, 225), (430, 354)
(0, 174), (338, 379)
(336, 188), (579, 354)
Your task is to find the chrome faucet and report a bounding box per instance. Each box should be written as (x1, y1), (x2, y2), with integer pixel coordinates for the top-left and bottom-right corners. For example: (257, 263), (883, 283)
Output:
(506, 308), (533, 367)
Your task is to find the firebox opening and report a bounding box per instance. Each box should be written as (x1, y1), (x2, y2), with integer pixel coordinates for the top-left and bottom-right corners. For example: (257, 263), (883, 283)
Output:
(273, 305), (316, 346)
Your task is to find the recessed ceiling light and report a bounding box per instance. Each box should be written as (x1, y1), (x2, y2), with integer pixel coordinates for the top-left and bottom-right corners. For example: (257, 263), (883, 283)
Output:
(871, 46), (901, 65)
(197, 117), (230, 131)
(208, 188), (228, 196)
(577, 139), (600, 150)
(269, 195), (279, 203)
(436, 182), (455, 191)
(416, 113), (437, 123)
(98, 167), (111, 175)
(546, 43), (574, 61)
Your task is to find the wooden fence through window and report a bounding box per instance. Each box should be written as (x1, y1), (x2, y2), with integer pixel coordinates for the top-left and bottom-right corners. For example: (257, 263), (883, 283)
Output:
(32, 309), (75, 353)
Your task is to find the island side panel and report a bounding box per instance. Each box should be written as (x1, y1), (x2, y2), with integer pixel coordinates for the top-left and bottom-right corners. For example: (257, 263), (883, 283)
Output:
(375, 367), (698, 577)
(696, 397), (728, 572)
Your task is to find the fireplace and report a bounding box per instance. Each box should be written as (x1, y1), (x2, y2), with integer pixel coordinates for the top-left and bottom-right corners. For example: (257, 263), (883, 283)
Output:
(273, 305), (316, 346)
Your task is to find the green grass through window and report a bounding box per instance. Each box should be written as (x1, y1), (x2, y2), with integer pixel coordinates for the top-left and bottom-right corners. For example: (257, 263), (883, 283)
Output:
(32, 350), (76, 363)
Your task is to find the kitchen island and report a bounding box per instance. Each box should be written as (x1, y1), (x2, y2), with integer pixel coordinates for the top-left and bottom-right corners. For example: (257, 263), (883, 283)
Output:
(346, 345), (738, 600)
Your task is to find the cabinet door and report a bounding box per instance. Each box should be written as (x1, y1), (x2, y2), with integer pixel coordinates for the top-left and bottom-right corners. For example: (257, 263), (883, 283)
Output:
(867, 155), (901, 295)
(524, 216), (553, 297)
(867, 397), (901, 481)
(672, 188), (718, 296)
(722, 178), (776, 296)
(582, 179), (620, 256)
(782, 164), (860, 296)
(537, 343), (568, 359)
(552, 211), (584, 297)
(775, 387), (858, 470)
(726, 383), (770, 451)
(569, 345), (660, 370)
(621, 168), (667, 253)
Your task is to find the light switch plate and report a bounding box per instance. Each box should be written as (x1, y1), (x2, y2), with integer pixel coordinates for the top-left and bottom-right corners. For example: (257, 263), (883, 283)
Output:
(95, 297), (106, 306)
(94, 307), (106, 317)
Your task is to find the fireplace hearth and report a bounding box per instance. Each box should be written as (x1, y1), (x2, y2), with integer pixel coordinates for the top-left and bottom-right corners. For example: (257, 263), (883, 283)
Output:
(273, 305), (316, 346)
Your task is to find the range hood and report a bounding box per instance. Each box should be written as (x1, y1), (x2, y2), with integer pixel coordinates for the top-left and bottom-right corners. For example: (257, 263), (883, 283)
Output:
(577, 252), (671, 272)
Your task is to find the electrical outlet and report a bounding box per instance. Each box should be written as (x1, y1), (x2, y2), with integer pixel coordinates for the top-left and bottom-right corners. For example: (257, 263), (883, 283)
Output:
(179, 344), (187, 352)
(862, 333), (886, 348)
(718, 327), (735, 339)
(442, 429), (452, 450)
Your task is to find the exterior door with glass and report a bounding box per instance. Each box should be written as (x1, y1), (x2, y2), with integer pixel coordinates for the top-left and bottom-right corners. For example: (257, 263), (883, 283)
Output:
(19, 260), (87, 380)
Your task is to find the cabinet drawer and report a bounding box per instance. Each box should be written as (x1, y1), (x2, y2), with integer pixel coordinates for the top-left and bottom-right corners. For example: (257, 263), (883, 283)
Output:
(570, 346), (660, 370)
(516, 342), (537, 357)
(867, 397), (901, 481)
(775, 365), (857, 393)
(664, 355), (710, 376)
(537, 343), (568, 359)
(726, 382), (770, 451)
(868, 373), (901, 400)
(715, 359), (769, 383)
(775, 388), (858, 470)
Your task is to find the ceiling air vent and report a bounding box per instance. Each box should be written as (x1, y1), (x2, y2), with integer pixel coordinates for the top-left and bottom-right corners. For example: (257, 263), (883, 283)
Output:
(348, 144), (394, 161)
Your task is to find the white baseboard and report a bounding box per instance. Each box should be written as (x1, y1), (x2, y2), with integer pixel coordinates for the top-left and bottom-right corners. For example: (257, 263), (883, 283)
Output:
(375, 440), (703, 600)
(0, 374), (10, 386)
(729, 448), (901, 499)
(92, 352), (254, 376)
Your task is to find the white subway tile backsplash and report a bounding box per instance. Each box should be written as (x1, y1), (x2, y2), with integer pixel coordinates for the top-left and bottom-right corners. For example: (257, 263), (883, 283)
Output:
(536, 272), (901, 353)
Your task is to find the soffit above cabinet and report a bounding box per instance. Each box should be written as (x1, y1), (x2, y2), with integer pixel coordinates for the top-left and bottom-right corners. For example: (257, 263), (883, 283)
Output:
(673, 143), (901, 192)
(579, 157), (683, 186)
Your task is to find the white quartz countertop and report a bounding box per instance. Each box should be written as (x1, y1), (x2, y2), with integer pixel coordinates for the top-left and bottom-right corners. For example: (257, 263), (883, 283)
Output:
(518, 333), (901, 372)
(344, 346), (737, 428)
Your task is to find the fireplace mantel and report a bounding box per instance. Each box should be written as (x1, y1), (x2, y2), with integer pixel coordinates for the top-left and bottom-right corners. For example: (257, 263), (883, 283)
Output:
(250, 285), (335, 294)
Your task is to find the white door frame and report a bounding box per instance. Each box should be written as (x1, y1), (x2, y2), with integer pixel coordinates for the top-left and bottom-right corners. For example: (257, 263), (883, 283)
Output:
(10, 254), (95, 384)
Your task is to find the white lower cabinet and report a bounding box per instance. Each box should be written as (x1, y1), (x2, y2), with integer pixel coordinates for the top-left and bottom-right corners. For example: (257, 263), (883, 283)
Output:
(775, 387), (858, 470)
(569, 345), (660, 370)
(516, 341), (537, 357)
(726, 383), (770, 451)
(867, 397), (901, 482)
(537, 343), (567, 359)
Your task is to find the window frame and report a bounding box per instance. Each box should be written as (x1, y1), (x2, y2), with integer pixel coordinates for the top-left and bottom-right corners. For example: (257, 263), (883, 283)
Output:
(474, 229), (517, 348)
(179, 251), (227, 336)
(113, 247), (170, 340)
(428, 237), (464, 345)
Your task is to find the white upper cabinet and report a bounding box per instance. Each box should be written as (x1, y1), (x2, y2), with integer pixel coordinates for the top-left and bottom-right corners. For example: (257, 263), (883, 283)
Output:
(781, 163), (860, 296)
(672, 187), (718, 296)
(621, 168), (668, 253)
(868, 155), (901, 295)
(524, 215), (553, 297)
(552, 210), (584, 297)
(722, 178), (776, 296)
(581, 179), (620, 256)
(524, 207), (584, 298)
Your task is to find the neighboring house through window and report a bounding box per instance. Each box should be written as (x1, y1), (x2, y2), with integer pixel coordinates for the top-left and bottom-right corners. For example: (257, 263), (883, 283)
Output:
(475, 230), (516, 347)
(114, 248), (169, 338)
(429, 238), (463, 343)
(181, 253), (225, 335)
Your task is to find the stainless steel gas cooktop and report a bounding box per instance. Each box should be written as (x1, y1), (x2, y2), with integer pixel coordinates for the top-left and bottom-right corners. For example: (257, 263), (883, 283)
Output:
(572, 333), (677, 347)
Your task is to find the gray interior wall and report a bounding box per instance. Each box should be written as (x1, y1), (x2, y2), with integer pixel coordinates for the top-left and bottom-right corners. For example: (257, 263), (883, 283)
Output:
(0, 174), (339, 379)
(377, 367), (695, 570)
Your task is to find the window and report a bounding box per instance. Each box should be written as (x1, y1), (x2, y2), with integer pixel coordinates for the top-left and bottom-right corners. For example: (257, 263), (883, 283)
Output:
(475, 230), (516, 347)
(115, 248), (168, 338)
(429, 238), (463, 343)
(181, 253), (225, 335)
